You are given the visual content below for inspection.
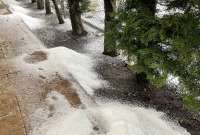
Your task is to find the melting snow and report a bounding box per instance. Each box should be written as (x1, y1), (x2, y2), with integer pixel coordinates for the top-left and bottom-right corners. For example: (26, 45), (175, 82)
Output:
(15, 47), (105, 95)
(3, 0), (45, 29)
(30, 91), (190, 135)
(30, 91), (94, 135)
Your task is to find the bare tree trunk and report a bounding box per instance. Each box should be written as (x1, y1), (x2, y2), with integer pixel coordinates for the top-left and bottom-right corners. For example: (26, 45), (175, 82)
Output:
(45, 0), (52, 14)
(37, 0), (44, 9)
(61, 0), (66, 18)
(32, 0), (36, 3)
(68, 0), (87, 36)
(103, 0), (118, 57)
(52, 0), (65, 24)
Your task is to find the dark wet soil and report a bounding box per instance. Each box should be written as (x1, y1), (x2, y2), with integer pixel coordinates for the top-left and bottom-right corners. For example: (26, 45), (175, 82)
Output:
(30, 19), (200, 135)
(95, 57), (200, 135)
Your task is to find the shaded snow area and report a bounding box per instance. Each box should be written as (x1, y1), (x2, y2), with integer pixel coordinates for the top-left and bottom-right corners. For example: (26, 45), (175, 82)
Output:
(14, 47), (105, 95)
(30, 91), (190, 135)
(5, 0), (105, 33)
(4, 0), (69, 31)
(83, 0), (105, 30)
(4, 0), (45, 29)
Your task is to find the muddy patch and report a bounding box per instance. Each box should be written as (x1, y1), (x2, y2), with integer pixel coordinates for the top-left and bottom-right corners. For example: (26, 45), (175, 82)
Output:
(43, 75), (82, 108)
(24, 51), (47, 64)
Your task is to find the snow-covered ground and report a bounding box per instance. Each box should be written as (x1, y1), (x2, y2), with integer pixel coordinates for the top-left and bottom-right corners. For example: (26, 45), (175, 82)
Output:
(2, 0), (192, 135)
(15, 47), (105, 95)
(83, 0), (104, 31)
(30, 91), (190, 135)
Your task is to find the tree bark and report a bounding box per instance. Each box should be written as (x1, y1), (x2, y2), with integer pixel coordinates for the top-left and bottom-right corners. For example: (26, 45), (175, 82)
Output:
(52, 0), (65, 24)
(32, 0), (36, 3)
(61, 0), (66, 18)
(37, 0), (44, 9)
(45, 0), (52, 15)
(68, 0), (87, 36)
(137, 0), (157, 16)
(135, 0), (157, 91)
(103, 0), (118, 57)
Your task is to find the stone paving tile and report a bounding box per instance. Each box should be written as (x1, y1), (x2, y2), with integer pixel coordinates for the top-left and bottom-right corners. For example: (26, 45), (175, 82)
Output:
(0, 93), (26, 135)
(0, 34), (26, 135)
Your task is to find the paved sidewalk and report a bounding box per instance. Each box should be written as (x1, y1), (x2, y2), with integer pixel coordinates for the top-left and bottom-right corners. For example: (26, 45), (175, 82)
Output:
(0, 2), (25, 135)
(0, 90), (26, 135)
(0, 41), (26, 135)
(0, 2), (86, 134)
(0, 0), (10, 15)
(0, 2), (39, 134)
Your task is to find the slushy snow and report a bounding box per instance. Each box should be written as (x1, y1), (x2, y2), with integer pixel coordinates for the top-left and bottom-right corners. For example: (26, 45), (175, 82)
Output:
(15, 47), (105, 95)
(30, 91), (190, 135)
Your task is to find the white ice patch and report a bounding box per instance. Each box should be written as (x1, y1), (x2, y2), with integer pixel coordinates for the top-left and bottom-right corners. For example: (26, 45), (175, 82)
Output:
(31, 92), (190, 135)
(14, 47), (105, 95)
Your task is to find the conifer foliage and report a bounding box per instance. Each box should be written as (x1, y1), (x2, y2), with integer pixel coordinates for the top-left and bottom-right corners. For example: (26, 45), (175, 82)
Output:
(80, 0), (91, 12)
(109, 0), (200, 101)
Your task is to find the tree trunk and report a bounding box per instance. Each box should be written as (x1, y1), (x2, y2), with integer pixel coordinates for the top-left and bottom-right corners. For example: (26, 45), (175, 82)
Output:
(136, 0), (157, 93)
(52, 0), (65, 24)
(32, 0), (36, 3)
(103, 0), (118, 57)
(45, 0), (52, 14)
(68, 0), (87, 36)
(61, 0), (66, 18)
(37, 0), (44, 9)
(138, 0), (157, 16)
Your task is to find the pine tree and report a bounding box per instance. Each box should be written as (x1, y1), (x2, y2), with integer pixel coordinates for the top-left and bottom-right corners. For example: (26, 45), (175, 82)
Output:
(68, 0), (87, 36)
(52, 0), (65, 24)
(80, 0), (91, 12)
(103, 0), (118, 57)
(45, 0), (52, 15)
(37, 0), (44, 9)
(109, 0), (200, 111)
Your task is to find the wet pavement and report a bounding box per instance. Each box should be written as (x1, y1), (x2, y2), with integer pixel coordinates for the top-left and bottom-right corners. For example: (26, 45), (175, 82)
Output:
(0, 5), (26, 134)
